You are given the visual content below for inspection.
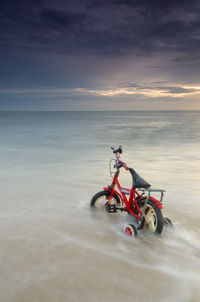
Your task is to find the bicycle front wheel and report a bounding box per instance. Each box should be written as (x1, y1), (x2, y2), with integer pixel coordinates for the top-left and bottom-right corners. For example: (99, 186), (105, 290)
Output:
(90, 191), (120, 208)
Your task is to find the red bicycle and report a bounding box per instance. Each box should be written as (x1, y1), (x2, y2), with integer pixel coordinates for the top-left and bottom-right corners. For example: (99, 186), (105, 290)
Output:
(90, 146), (172, 236)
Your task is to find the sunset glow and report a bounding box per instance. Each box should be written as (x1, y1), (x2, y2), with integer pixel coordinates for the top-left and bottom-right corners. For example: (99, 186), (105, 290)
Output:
(76, 84), (200, 98)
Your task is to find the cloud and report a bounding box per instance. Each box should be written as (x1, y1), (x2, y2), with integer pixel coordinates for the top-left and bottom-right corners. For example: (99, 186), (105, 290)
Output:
(1, 83), (200, 99)
(78, 84), (200, 98)
(0, 0), (200, 58)
(41, 9), (86, 28)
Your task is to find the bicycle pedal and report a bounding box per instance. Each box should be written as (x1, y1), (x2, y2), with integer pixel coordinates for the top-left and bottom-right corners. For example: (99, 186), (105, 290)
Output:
(106, 204), (117, 213)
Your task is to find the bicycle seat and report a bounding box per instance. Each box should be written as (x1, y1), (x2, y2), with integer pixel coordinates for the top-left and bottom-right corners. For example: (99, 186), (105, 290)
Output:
(129, 168), (151, 188)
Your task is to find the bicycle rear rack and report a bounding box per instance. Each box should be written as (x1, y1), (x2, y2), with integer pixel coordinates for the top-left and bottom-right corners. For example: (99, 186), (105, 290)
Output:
(138, 188), (165, 216)
(138, 188), (165, 202)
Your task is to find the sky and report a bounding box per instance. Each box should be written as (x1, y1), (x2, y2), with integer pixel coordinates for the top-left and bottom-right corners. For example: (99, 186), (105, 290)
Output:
(0, 0), (200, 110)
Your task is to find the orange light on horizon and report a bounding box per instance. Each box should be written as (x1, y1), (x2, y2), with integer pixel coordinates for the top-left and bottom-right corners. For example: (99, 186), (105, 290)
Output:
(1, 84), (200, 99)
(75, 84), (200, 98)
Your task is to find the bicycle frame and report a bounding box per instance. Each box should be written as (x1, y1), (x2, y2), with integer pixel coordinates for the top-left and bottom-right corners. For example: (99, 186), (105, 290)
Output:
(104, 170), (164, 220)
(104, 171), (142, 219)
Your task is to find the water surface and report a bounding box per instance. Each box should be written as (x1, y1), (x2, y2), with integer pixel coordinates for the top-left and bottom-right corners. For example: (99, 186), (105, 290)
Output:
(0, 111), (200, 302)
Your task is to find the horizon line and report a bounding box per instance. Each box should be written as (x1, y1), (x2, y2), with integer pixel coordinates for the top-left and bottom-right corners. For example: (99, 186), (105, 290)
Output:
(0, 109), (200, 112)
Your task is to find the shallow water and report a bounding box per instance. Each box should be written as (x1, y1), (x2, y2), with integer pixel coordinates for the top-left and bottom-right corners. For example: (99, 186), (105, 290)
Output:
(0, 111), (200, 302)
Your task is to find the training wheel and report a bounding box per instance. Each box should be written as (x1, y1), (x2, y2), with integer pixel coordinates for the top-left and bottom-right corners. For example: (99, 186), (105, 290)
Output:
(123, 224), (137, 237)
(163, 217), (173, 228)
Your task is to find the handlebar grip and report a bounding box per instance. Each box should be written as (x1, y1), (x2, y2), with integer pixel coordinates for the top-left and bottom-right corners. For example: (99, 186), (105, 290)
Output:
(111, 145), (123, 154)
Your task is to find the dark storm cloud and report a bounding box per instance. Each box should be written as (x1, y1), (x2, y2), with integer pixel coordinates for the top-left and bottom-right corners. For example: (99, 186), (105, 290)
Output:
(115, 0), (191, 13)
(0, 0), (200, 57)
(41, 9), (86, 28)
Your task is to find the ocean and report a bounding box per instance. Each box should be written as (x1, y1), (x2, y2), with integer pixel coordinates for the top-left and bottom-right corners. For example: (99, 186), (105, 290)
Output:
(0, 111), (200, 302)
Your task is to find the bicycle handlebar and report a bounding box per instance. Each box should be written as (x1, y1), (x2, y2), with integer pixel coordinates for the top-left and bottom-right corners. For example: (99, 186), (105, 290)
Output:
(111, 145), (123, 154)
(110, 146), (129, 170)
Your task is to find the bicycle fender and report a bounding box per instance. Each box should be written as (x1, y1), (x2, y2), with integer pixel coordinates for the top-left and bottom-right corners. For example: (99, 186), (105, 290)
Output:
(103, 186), (120, 197)
(139, 196), (164, 209)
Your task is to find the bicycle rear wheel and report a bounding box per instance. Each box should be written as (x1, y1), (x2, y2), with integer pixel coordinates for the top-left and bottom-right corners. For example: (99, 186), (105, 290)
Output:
(139, 200), (163, 234)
